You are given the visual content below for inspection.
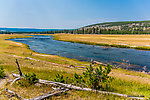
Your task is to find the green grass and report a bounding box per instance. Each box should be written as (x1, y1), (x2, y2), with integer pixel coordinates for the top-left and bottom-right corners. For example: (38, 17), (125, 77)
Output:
(113, 68), (150, 79)
(3, 64), (150, 98)
(0, 34), (150, 99)
(110, 78), (150, 97)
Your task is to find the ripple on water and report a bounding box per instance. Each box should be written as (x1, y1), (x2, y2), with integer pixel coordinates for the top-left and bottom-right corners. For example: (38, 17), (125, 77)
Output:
(8, 35), (150, 71)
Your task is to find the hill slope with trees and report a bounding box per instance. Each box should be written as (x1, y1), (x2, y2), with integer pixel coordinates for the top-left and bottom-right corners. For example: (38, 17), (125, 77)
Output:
(75, 20), (150, 34)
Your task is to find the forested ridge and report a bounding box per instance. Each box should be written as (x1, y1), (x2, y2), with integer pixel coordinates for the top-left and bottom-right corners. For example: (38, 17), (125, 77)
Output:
(75, 20), (150, 34)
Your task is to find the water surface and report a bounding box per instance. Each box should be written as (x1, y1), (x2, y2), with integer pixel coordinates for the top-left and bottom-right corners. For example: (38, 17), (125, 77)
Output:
(9, 35), (150, 71)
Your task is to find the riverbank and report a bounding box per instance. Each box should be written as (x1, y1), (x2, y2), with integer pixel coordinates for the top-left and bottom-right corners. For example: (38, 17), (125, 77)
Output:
(52, 34), (150, 50)
(0, 34), (150, 99)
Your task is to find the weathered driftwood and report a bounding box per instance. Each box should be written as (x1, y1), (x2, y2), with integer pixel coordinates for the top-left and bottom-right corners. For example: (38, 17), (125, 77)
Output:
(10, 77), (21, 86)
(39, 79), (145, 99)
(6, 87), (69, 100)
(5, 88), (24, 100)
(29, 88), (69, 100)
(69, 65), (86, 70)
(8, 73), (69, 100)
(12, 73), (145, 100)
(91, 59), (108, 66)
(11, 70), (23, 86)
(39, 79), (126, 95)
(74, 66), (87, 69)
(12, 73), (20, 77)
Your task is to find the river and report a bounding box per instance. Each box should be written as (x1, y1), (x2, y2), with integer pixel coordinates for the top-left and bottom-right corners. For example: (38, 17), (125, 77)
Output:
(8, 35), (150, 71)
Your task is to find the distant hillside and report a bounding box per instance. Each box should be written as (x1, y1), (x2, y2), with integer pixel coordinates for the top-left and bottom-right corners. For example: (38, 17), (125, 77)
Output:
(75, 20), (150, 34)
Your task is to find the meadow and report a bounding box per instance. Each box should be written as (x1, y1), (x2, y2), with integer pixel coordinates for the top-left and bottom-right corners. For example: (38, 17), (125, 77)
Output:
(0, 34), (150, 99)
(53, 34), (150, 50)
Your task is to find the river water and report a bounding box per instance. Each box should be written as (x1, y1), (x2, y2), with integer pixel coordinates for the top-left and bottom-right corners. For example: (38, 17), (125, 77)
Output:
(9, 35), (150, 71)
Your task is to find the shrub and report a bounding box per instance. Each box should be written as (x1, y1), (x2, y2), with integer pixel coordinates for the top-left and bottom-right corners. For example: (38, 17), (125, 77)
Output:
(74, 73), (85, 86)
(54, 73), (65, 83)
(83, 64), (112, 90)
(0, 66), (5, 78)
(24, 73), (38, 84)
(54, 64), (113, 90)
(18, 73), (38, 87)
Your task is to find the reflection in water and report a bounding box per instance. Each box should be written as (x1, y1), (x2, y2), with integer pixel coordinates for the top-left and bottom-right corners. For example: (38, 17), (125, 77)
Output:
(9, 35), (150, 71)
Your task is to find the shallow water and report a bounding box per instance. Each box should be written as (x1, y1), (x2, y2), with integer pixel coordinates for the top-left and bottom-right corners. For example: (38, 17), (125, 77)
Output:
(9, 35), (150, 71)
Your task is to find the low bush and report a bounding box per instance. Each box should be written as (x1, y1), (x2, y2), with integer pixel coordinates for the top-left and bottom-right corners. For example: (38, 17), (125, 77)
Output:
(83, 64), (112, 90)
(54, 73), (74, 84)
(0, 66), (5, 78)
(18, 73), (38, 87)
(54, 73), (65, 83)
(54, 64), (113, 90)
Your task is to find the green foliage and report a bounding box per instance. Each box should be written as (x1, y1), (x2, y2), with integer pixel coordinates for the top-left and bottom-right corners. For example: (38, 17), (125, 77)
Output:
(54, 73), (65, 83)
(0, 66), (5, 78)
(83, 64), (112, 89)
(25, 73), (38, 84)
(75, 20), (150, 34)
(54, 73), (73, 84)
(54, 64), (113, 90)
(18, 73), (38, 87)
(74, 73), (85, 86)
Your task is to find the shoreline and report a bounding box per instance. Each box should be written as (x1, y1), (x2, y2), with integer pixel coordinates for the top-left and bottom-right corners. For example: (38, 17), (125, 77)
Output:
(7, 34), (149, 72)
(5, 34), (89, 65)
(53, 37), (150, 51)
(52, 34), (150, 51)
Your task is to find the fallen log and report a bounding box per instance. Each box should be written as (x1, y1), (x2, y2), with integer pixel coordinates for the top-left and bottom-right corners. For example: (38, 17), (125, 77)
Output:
(38, 79), (145, 99)
(5, 88), (24, 100)
(93, 61), (107, 66)
(69, 65), (86, 69)
(12, 73), (145, 100)
(6, 88), (69, 100)
(29, 88), (69, 100)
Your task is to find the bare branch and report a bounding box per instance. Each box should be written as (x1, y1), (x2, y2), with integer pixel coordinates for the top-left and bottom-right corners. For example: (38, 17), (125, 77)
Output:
(10, 77), (21, 86)
(5, 88), (24, 100)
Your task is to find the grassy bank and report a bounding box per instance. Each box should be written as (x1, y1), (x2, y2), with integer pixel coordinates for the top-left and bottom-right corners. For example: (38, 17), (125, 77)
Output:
(0, 34), (150, 99)
(52, 34), (150, 50)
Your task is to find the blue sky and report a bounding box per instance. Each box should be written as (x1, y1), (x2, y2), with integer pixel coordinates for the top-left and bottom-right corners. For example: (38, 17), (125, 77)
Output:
(0, 0), (150, 29)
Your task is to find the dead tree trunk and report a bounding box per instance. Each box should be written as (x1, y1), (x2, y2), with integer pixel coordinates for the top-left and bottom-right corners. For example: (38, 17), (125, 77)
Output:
(16, 59), (23, 77)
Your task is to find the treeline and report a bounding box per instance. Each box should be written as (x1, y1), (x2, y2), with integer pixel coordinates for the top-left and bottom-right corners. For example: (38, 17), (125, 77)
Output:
(74, 20), (150, 34)
(0, 29), (74, 34)
(1, 29), (150, 34)
(75, 28), (150, 34)
(40, 29), (74, 34)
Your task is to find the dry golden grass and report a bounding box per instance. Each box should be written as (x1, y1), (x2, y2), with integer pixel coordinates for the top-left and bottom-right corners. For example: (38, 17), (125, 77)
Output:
(0, 34), (150, 99)
(53, 34), (150, 48)
(0, 34), (89, 99)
